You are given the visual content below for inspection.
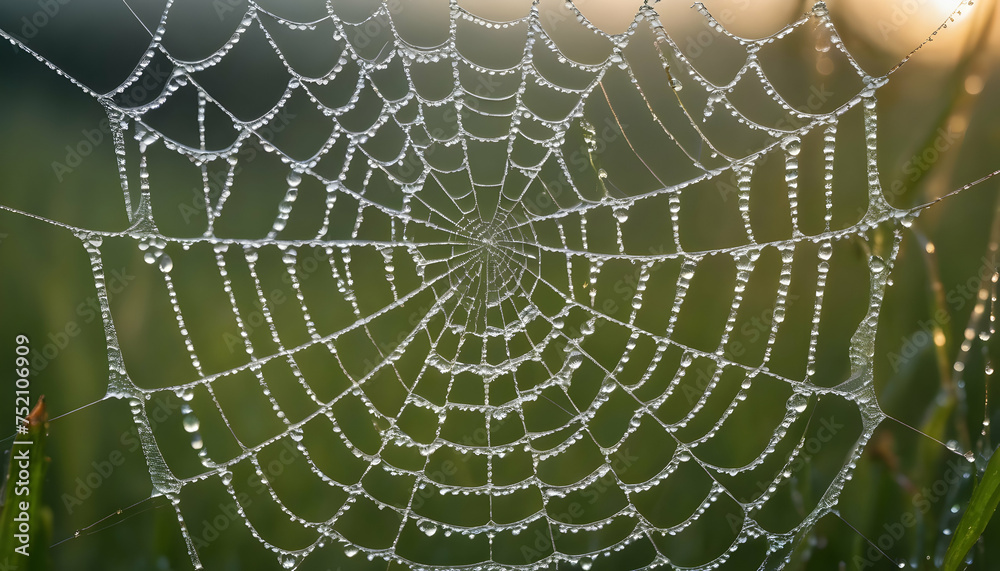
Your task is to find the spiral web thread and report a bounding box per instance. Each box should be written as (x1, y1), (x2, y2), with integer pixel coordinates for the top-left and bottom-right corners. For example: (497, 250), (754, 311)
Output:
(0, 0), (983, 569)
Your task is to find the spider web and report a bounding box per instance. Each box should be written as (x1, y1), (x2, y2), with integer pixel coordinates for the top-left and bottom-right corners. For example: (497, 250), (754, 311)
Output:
(0, 0), (987, 569)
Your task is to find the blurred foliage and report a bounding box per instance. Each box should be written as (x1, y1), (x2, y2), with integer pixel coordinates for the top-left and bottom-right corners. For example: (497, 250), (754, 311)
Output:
(0, 398), (52, 571)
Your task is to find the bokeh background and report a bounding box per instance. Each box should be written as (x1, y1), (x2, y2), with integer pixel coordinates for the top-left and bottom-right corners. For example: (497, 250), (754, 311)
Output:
(0, 0), (999, 569)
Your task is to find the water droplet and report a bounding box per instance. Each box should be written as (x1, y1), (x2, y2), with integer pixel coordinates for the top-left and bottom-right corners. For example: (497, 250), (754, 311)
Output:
(183, 414), (200, 432)
(787, 393), (808, 413)
(418, 520), (438, 536)
(869, 256), (885, 273)
(819, 241), (833, 261)
(782, 136), (802, 156)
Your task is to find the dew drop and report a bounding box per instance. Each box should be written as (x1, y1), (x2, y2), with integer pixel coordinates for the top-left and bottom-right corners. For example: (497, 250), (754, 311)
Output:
(787, 393), (808, 413)
(418, 520), (438, 536)
(782, 136), (802, 156)
(818, 241), (833, 261)
(182, 414), (200, 433)
(869, 256), (885, 273)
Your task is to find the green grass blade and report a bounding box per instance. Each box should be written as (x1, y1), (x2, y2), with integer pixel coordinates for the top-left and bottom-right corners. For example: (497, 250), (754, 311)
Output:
(944, 449), (1000, 570)
(0, 396), (50, 571)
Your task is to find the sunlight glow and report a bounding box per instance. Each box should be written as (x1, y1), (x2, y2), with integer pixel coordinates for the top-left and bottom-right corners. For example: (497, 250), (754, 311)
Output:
(839, 0), (999, 66)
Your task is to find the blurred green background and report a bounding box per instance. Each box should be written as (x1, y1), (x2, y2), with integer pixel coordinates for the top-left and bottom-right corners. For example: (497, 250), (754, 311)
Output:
(1, 0), (999, 569)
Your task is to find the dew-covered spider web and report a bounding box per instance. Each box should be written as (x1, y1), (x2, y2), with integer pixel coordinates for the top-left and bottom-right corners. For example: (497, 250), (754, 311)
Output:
(1, 0), (994, 569)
